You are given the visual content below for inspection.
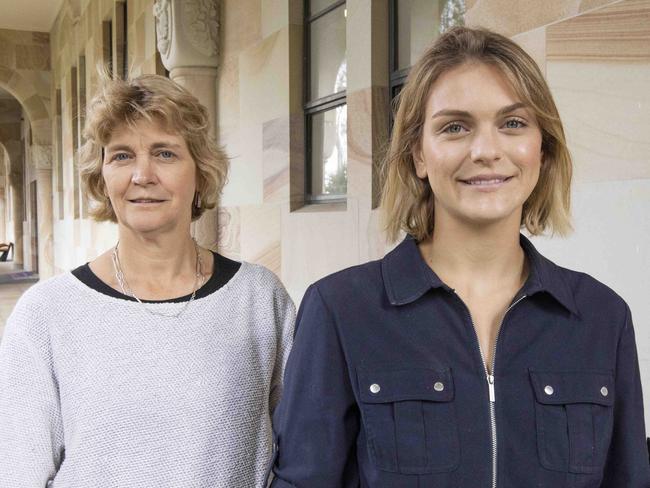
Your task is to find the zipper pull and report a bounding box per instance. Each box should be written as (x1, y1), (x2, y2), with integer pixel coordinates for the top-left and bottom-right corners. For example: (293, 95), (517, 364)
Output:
(487, 374), (496, 403)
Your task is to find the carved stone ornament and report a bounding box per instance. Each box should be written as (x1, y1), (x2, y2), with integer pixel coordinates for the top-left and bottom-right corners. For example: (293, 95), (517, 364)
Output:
(182, 0), (219, 58)
(31, 144), (52, 170)
(153, 0), (172, 57)
(152, 0), (219, 72)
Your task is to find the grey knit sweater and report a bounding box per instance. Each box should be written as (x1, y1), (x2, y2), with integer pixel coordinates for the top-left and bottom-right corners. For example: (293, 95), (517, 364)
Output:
(0, 262), (295, 487)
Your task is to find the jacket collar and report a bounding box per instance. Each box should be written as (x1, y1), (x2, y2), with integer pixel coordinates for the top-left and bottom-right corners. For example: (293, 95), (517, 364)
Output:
(381, 234), (580, 316)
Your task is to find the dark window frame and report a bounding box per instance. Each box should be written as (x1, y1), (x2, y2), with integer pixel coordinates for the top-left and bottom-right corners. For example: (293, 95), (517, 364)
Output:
(55, 88), (64, 219)
(114, 1), (127, 79)
(122, 1), (128, 78)
(388, 0), (412, 127)
(303, 0), (347, 204)
(102, 20), (113, 77)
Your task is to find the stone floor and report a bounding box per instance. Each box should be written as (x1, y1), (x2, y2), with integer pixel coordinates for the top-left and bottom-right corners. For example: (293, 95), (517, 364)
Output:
(0, 262), (38, 339)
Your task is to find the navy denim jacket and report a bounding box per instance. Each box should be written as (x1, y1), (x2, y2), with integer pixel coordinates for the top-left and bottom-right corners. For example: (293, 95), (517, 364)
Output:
(269, 235), (650, 487)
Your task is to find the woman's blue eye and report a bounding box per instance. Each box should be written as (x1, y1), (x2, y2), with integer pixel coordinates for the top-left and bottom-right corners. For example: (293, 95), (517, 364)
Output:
(444, 123), (464, 134)
(159, 151), (174, 159)
(504, 119), (525, 129)
(114, 153), (130, 161)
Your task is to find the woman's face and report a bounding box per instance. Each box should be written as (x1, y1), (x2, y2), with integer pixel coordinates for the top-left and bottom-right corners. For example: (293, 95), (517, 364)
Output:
(102, 118), (197, 236)
(414, 61), (543, 230)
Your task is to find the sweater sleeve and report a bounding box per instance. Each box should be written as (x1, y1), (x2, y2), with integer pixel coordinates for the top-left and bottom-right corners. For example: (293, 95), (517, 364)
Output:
(601, 303), (650, 487)
(0, 293), (64, 488)
(269, 283), (296, 416)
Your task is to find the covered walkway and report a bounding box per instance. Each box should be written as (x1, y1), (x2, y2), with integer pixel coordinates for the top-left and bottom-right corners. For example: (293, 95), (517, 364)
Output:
(0, 261), (37, 337)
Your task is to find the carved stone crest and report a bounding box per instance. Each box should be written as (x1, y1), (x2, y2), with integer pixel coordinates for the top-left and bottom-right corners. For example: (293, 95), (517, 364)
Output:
(153, 0), (172, 57)
(182, 0), (219, 58)
(153, 0), (220, 73)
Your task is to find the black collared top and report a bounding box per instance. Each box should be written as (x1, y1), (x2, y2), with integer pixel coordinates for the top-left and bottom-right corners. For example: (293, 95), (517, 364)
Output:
(270, 235), (650, 488)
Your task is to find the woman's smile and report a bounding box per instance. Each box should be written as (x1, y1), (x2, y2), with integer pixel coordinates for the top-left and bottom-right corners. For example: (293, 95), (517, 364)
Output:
(458, 174), (515, 191)
(127, 198), (167, 205)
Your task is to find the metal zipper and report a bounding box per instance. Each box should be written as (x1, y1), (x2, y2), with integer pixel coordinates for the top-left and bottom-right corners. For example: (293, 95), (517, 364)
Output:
(452, 292), (527, 488)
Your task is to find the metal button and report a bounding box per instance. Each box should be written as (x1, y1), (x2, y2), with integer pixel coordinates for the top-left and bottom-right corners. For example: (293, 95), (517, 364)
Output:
(544, 385), (554, 395)
(434, 381), (444, 392)
(369, 383), (381, 394)
(600, 386), (609, 397)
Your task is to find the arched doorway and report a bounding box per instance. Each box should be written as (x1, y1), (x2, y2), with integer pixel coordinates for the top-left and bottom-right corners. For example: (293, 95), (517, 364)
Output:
(0, 66), (53, 278)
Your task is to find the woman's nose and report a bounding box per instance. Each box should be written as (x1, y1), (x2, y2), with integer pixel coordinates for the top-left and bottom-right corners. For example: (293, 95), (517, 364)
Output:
(470, 127), (502, 165)
(131, 156), (156, 185)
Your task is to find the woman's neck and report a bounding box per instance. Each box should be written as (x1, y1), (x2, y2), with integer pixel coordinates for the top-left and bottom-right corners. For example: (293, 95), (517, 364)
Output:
(420, 215), (528, 296)
(116, 229), (198, 286)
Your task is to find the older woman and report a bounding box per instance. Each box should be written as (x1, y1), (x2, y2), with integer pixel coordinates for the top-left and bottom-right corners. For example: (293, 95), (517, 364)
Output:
(0, 74), (294, 487)
(269, 27), (649, 487)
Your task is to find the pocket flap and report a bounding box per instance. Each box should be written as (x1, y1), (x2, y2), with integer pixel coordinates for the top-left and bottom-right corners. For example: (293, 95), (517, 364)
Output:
(529, 370), (614, 406)
(358, 366), (454, 403)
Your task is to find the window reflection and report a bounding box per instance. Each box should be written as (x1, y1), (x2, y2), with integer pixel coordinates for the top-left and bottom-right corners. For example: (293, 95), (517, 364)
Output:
(396, 0), (465, 71)
(310, 0), (338, 16)
(440, 0), (466, 33)
(310, 103), (347, 197)
(306, 1), (348, 201)
(310, 5), (347, 101)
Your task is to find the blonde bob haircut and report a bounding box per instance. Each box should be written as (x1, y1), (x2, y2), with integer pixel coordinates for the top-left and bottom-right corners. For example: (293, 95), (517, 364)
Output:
(79, 73), (228, 222)
(381, 26), (572, 243)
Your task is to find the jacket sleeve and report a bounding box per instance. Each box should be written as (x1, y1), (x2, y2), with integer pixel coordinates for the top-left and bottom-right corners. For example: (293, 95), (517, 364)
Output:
(0, 297), (64, 488)
(269, 284), (360, 488)
(601, 303), (650, 487)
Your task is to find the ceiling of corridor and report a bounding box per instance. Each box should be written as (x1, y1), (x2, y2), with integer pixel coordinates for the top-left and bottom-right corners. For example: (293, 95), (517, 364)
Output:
(0, 0), (64, 32)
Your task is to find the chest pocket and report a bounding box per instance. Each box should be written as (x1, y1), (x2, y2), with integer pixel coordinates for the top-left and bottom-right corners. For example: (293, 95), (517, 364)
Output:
(529, 370), (615, 474)
(357, 366), (460, 474)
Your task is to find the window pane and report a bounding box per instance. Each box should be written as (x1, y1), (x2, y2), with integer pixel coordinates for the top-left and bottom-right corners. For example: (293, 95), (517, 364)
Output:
(309, 105), (347, 198)
(396, 0), (444, 71)
(391, 84), (404, 112)
(309, 0), (339, 16)
(309, 5), (346, 101)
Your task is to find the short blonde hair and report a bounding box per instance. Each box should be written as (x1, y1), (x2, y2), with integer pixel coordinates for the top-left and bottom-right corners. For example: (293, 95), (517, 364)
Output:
(381, 27), (572, 242)
(80, 73), (228, 222)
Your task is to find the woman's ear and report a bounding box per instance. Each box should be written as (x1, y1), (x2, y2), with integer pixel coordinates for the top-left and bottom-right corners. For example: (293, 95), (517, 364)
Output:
(413, 145), (428, 179)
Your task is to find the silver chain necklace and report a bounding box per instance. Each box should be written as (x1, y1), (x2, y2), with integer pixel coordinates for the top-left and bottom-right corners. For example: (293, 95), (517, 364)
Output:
(111, 238), (204, 318)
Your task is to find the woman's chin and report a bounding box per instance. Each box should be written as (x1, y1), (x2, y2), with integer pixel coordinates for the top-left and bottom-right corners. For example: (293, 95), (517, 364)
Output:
(120, 217), (178, 235)
(456, 206), (521, 228)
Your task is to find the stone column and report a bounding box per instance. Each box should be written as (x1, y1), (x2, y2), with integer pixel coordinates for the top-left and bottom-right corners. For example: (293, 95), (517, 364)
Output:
(346, 0), (390, 262)
(0, 149), (6, 243)
(9, 169), (23, 266)
(154, 0), (221, 250)
(32, 144), (54, 279)
(0, 190), (6, 243)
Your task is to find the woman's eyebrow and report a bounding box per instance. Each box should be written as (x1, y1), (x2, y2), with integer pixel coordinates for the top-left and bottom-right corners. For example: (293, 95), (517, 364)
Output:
(431, 102), (529, 119)
(497, 102), (528, 116)
(104, 144), (133, 153)
(150, 142), (182, 150)
(104, 142), (182, 152)
(431, 109), (471, 119)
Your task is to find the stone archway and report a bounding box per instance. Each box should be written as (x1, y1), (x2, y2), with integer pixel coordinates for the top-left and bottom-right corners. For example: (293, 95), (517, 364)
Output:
(0, 56), (54, 277)
(0, 96), (25, 267)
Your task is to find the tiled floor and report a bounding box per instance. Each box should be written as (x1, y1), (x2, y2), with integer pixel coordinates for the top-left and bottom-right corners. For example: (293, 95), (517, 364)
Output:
(0, 262), (37, 339)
